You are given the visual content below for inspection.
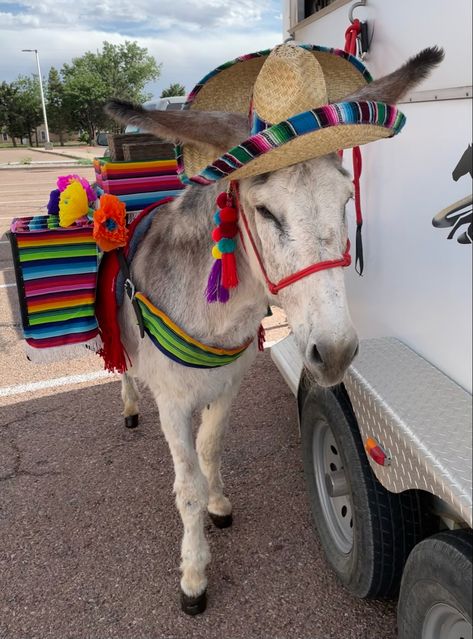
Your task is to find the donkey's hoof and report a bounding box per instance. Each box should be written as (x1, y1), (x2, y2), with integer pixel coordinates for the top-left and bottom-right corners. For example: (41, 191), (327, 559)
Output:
(180, 589), (207, 616)
(209, 512), (233, 529)
(124, 414), (139, 429)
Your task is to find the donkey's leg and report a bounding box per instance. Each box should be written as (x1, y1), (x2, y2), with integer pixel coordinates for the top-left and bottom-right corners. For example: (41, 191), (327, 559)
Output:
(121, 373), (140, 429)
(158, 400), (210, 615)
(197, 389), (235, 529)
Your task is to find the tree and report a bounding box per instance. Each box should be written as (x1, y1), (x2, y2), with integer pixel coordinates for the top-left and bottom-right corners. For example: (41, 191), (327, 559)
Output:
(97, 41), (161, 102)
(0, 77), (42, 146)
(62, 54), (110, 145)
(161, 83), (186, 98)
(0, 82), (23, 146)
(47, 67), (68, 146)
(14, 75), (42, 146)
(61, 41), (161, 144)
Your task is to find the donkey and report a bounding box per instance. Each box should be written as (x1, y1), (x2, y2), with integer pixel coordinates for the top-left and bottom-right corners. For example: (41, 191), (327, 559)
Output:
(106, 46), (442, 614)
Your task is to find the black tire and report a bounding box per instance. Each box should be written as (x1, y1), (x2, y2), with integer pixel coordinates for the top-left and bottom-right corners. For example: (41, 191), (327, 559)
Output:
(398, 529), (473, 639)
(300, 382), (424, 598)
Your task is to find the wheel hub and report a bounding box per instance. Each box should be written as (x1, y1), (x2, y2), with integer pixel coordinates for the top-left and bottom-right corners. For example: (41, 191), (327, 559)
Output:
(423, 602), (472, 639)
(312, 418), (353, 554)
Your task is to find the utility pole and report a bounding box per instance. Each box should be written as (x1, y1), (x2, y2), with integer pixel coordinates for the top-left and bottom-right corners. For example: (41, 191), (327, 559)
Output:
(22, 48), (52, 148)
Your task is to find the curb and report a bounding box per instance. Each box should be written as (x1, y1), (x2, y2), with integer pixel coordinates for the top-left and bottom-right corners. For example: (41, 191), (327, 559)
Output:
(0, 161), (93, 170)
(28, 147), (98, 162)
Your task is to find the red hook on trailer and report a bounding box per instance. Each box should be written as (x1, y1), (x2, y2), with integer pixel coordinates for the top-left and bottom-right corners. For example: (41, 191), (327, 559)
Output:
(345, 18), (361, 58)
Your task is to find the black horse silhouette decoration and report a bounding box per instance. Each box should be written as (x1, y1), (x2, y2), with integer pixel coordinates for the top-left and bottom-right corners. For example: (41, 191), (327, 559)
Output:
(432, 144), (472, 244)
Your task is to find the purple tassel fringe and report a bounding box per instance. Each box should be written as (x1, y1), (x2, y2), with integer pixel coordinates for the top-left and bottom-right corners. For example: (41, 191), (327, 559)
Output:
(206, 259), (221, 302)
(218, 283), (230, 303)
(47, 189), (61, 215)
(206, 259), (229, 303)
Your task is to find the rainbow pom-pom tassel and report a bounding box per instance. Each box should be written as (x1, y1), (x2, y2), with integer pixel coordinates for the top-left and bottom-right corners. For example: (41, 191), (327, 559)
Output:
(206, 191), (239, 303)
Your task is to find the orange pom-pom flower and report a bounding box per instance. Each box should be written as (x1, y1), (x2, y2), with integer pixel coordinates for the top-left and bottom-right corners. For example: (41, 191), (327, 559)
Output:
(93, 194), (128, 252)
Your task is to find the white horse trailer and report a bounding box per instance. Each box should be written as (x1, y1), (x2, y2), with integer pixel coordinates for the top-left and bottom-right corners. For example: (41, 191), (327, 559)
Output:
(273, 2), (472, 637)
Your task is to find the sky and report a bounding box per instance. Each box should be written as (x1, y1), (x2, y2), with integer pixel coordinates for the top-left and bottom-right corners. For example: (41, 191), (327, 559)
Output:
(0, 0), (283, 98)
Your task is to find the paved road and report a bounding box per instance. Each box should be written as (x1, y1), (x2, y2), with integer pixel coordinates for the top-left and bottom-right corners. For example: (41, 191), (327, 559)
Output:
(0, 166), (397, 638)
(0, 146), (101, 165)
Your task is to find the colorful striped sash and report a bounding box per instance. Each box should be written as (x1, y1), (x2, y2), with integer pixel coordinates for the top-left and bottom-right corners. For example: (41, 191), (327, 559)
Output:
(134, 292), (252, 368)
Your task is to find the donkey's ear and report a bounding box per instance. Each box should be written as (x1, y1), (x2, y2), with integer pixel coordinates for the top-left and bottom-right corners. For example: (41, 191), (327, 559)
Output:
(343, 46), (444, 104)
(105, 99), (249, 152)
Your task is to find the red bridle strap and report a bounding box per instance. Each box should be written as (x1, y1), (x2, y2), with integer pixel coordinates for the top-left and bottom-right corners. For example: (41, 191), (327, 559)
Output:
(233, 182), (352, 296)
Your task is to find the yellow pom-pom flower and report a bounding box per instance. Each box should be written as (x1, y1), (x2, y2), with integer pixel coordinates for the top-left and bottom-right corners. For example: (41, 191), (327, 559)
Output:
(59, 181), (89, 227)
(212, 245), (222, 260)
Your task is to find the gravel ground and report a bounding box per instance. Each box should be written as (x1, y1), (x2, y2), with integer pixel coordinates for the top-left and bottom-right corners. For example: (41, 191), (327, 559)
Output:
(0, 353), (397, 639)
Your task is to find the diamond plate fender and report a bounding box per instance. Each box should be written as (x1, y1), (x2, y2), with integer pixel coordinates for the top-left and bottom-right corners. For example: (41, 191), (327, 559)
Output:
(345, 338), (472, 527)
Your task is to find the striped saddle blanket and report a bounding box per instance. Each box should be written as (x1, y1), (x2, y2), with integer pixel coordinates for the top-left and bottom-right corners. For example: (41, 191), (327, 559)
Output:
(9, 214), (100, 361)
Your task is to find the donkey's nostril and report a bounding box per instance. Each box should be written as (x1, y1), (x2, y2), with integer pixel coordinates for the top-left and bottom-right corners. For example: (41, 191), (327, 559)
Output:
(312, 344), (324, 365)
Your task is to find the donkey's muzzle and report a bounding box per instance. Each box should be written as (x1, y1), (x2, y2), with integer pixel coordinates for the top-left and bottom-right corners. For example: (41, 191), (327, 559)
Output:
(306, 336), (359, 387)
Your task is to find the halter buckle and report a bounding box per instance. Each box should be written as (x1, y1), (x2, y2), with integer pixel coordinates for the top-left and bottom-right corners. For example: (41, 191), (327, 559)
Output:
(124, 277), (135, 300)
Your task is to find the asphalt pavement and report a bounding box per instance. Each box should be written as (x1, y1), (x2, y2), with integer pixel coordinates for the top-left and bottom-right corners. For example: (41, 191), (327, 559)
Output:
(0, 160), (398, 639)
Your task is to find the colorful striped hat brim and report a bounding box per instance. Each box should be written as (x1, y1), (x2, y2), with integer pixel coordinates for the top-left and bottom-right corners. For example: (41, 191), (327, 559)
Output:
(178, 100), (405, 185)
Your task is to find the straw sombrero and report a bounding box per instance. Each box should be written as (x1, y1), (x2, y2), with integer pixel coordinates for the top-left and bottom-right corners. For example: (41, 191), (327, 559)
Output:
(176, 44), (406, 185)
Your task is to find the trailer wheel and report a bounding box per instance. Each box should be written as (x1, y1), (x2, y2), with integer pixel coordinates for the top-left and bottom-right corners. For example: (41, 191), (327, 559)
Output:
(398, 530), (472, 639)
(300, 383), (423, 598)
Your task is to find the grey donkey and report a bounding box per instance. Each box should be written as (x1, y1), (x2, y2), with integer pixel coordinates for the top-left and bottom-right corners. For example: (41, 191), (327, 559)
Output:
(105, 46), (443, 614)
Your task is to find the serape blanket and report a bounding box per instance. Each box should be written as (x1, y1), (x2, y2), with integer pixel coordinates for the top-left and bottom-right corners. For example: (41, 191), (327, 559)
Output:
(94, 158), (181, 182)
(93, 157), (185, 215)
(95, 185), (182, 213)
(9, 215), (100, 361)
(98, 175), (183, 196)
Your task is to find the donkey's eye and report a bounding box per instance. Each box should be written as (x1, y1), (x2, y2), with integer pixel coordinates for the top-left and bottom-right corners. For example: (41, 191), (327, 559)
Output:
(255, 206), (285, 234)
(256, 206), (278, 223)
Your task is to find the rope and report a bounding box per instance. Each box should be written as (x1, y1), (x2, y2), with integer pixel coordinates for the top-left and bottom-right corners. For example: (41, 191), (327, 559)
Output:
(344, 18), (365, 275)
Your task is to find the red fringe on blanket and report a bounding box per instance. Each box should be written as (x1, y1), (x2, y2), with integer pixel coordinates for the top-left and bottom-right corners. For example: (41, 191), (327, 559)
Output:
(95, 249), (129, 373)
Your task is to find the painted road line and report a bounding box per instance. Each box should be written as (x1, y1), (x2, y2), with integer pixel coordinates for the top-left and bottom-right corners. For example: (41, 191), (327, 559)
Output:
(0, 370), (114, 398)
(0, 203), (45, 208)
(0, 270), (15, 285)
(0, 268), (16, 288)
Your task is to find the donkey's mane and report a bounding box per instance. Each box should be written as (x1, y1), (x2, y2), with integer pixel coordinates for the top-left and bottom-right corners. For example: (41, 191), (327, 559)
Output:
(129, 185), (216, 304)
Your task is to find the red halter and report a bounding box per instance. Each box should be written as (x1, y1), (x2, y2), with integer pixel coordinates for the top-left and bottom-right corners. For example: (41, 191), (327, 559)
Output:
(232, 181), (352, 296)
